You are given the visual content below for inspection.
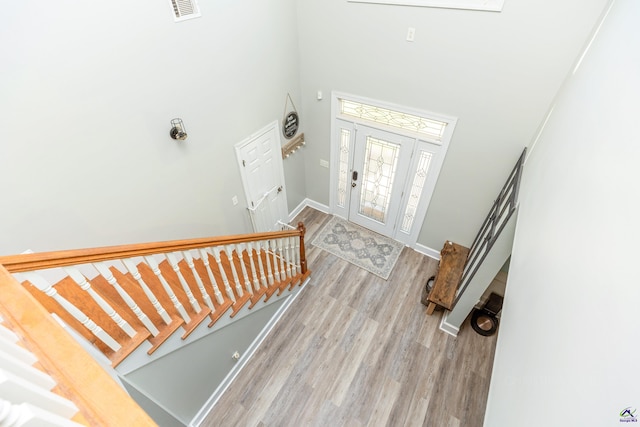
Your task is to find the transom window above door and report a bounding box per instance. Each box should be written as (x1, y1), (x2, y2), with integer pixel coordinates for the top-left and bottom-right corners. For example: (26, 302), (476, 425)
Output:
(339, 99), (448, 143)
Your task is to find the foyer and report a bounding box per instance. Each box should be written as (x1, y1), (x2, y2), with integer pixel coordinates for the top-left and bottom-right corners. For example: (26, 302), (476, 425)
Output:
(203, 207), (498, 426)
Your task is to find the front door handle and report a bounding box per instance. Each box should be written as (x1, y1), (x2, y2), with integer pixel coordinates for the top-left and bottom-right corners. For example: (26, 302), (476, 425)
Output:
(352, 171), (358, 181)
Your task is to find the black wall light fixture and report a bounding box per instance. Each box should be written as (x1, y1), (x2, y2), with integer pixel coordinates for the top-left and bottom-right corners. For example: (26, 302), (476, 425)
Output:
(170, 118), (187, 140)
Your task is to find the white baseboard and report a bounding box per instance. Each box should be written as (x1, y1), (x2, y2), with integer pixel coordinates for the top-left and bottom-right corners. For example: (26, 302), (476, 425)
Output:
(190, 278), (311, 427)
(439, 312), (460, 337)
(289, 198), (330, 221)
(414, 243), (441, 261)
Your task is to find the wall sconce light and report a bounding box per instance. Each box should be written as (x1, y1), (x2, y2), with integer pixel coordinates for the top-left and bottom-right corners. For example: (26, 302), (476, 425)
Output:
(170, 118), (188, 140)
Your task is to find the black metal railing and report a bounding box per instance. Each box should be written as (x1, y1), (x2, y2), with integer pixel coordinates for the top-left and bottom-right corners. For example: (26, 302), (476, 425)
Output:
(454, 147), (526, 305)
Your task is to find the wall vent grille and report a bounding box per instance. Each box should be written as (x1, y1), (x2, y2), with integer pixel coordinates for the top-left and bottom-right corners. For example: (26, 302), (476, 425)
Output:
(170, 0), (201, 22)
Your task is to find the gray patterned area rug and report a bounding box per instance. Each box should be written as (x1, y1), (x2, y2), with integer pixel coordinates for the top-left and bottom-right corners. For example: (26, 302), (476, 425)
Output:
(312, 216), (404, 280)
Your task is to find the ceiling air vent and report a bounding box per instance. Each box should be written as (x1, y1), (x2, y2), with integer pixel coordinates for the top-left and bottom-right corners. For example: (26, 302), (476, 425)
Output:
(170, 0), (201, 22)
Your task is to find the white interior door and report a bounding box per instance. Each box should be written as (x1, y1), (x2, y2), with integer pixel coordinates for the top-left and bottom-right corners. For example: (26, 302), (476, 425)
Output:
(235, 121), (288, 232)
(348, 125), (414, 236)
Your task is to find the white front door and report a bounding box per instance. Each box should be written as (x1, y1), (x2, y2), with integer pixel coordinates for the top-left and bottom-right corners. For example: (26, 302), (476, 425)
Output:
(348, 125), (414, 236)
(235, 121), (288, 232)
(330, 93), (457, 246)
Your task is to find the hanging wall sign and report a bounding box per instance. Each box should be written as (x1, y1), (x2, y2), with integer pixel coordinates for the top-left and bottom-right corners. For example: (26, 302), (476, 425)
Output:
(283, 111), (299, 139)
(282, 93), (300, 139)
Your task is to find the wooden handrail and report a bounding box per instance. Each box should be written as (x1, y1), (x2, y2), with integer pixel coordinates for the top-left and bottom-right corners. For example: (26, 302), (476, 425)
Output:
(0, 265), (157, 426)
(0, 228), (304, 273)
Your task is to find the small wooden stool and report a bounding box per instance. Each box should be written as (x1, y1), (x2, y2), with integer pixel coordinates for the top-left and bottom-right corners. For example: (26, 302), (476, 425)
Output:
(426, 241), (469, 315)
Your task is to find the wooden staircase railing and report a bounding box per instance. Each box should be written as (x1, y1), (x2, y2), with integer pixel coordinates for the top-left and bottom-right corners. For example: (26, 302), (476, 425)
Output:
(0, 222), (309, 426)
(0, 222), (308, 367)
(0, 266), (158, 426)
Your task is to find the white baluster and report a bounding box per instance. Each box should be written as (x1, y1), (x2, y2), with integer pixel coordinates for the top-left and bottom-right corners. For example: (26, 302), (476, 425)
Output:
(143, 256), (191, 323)
(0, 398), (84, 427)
(92, 263), (159, 336)
(165, 253), (202, 313)
(198, 248), (224, 305)
(277, 238), (287, 280)
(0, 371), (78, 419)
(245, 242), (261, 292)
(0, 332), (37, 365)
(262, 240), (275, 286)
(270, 239), (281, 282)
(254, 241), (268, 288)
(0, 324), (54, 392)
(23, 273), (120, 352)
(0, 346), (55, 390)
(182, 251), (214, 311)
(235, 244), (253, 295)
(122, 259), (172, 325)
(284, 236), (293, 278)
(64, 267), (136, 338)
(292, 235), (301, 274)
(212, 247), (235, 303)
(0, 324), (19, 343)
(224, 245), (244, 297)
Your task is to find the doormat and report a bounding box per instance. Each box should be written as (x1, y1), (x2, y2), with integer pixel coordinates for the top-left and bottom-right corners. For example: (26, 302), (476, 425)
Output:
(311, 216), (404, 280)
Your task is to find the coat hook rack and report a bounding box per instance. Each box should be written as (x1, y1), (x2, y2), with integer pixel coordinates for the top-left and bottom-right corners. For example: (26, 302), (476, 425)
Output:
(281, 133), (305, 159)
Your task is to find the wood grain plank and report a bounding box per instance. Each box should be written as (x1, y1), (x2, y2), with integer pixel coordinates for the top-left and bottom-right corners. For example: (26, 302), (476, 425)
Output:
(428, 241), (469, 310)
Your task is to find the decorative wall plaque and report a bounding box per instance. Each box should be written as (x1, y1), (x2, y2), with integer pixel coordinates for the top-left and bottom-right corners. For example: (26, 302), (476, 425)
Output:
(283, 111), (299, 139)
(282, 93), (300, 140)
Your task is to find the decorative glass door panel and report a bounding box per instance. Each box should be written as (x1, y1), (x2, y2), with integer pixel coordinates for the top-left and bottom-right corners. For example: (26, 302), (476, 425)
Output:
(349, 126), (413, 236)
(358, 137), (400, 223)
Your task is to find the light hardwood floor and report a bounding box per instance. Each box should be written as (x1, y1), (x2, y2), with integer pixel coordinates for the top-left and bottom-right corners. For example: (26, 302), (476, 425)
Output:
(202, 208), (498, 427)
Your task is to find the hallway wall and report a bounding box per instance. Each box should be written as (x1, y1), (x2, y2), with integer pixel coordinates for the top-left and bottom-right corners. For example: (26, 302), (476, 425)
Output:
(485, 1), (640, 424)
(295, 0), (610, 249)
(0, 0), (304, 254)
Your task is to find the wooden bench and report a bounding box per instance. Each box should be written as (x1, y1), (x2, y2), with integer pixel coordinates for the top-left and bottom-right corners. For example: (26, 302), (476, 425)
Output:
(426, 241), (469, 315)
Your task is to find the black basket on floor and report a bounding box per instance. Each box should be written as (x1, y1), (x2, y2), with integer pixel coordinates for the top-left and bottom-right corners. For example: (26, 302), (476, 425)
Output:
(420, 275), (436, 307)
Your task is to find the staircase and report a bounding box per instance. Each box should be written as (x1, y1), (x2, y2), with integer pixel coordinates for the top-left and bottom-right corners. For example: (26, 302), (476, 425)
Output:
(0, 223), (309, 425)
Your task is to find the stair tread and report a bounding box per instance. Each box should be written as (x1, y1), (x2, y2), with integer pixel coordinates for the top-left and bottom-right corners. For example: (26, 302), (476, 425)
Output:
(22, 277), (152, 366)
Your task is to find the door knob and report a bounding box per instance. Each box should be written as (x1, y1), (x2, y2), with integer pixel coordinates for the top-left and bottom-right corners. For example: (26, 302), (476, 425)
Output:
(352, 182), (357, 188)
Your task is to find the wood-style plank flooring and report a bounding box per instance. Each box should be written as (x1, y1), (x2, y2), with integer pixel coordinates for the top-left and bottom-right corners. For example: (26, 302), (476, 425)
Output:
(201, 208), (498, 427)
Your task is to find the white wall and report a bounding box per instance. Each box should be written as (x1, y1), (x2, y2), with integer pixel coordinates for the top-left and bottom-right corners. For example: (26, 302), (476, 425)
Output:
(296, 0), (610, 249)
(485, 1), (640, 425)
(0, 0), (304, 255)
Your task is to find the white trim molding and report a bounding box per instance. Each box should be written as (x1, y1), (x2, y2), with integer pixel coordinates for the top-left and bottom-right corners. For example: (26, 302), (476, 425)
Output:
(288, 198), (330, 222)
(439, 312), (460, 337)
(347, 0), (505, 12)
(413, 243), (441, 261)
